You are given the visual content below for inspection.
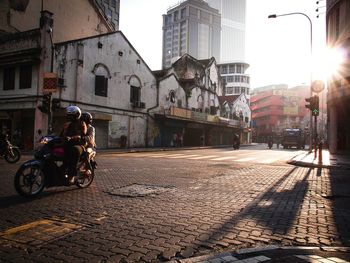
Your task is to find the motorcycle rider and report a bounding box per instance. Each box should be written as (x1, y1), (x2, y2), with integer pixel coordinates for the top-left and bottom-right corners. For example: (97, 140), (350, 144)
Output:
(267, 135), (273, 149)
(233, 133), (240, 149)
(61, 106), (87, 184)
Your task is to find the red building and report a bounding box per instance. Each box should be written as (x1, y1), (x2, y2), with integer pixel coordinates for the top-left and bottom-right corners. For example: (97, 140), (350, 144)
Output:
(251, 86), (311, 142)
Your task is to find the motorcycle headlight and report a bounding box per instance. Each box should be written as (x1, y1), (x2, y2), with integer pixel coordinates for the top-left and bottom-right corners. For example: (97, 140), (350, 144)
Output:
(40, 137), (50, 144)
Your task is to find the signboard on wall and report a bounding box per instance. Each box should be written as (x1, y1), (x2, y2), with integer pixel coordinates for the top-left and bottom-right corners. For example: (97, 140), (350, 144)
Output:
(43, 72), (58, 93)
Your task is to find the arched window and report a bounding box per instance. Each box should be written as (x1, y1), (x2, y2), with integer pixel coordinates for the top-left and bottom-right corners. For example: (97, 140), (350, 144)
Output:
(92, 63), (111, 97)
(197, 95), (204, 111)
(128, 75), (142, 103)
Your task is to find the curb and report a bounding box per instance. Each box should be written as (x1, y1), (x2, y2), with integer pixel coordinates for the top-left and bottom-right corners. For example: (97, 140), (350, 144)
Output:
(168, 246), (350, 263)
(287, 160), (350, 170)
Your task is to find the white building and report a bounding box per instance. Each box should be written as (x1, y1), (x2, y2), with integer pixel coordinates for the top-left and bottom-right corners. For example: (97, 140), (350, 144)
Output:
(0, 11), (158, 149)
(151, 54), (245, 146)
(54, 31), (157, 148)
(219, 93), (251, 143)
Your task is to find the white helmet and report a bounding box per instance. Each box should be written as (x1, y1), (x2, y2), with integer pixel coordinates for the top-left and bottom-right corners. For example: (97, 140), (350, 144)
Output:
(66, 105), (81, 120)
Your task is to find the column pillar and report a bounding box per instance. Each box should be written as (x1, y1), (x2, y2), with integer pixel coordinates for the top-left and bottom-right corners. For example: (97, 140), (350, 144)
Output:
(329, 105), (337, 154)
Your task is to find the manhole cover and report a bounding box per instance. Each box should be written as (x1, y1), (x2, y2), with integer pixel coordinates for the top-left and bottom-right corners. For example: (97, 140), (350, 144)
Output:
(109, 184), (174, 197)
(0, 219), (83, 247)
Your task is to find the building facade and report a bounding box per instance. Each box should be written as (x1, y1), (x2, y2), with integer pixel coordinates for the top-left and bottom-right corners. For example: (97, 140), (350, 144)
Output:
(152, 54), (249, 146)
(0, 11), (157, 150)
(161, 0), (221, 69)
(0, 11), (248, 149)
(205, 0), (250, 101)
(326, 0), (350, 153)
(94, 0), (120, 30)
(205, 0), (246, 63)
(250, 85), (311, 142)
(0, 0), (114, 41)
(219, 62), (250, 99)
(219, 93), (251, 143)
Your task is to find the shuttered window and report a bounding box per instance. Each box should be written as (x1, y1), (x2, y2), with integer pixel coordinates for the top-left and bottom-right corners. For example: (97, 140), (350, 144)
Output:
(95, 75), (108, 97)
(19, 65), (32, 89)
(3, 67), (15, 90)
(130, 85), (140, 102)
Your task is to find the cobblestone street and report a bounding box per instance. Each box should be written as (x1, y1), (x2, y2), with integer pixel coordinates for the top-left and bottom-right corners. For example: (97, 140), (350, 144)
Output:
(0, 149), (350, 262)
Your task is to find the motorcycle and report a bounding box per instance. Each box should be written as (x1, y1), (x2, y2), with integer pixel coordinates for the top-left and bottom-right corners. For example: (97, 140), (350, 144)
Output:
(233, 140), (240, 150)
(14, 135), (95, 197)
(0, 134), (21, 163)
(268, 141), (273, 149)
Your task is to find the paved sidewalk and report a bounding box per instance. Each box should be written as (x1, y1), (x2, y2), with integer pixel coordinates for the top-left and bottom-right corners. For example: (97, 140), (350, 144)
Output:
(288, 149), (350, 169)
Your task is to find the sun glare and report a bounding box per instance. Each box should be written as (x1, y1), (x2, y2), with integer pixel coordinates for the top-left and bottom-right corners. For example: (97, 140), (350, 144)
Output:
(313, 47), (346, 80)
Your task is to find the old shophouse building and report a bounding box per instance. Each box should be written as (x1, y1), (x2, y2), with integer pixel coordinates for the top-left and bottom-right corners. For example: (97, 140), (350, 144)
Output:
(0, 7), (250, 149)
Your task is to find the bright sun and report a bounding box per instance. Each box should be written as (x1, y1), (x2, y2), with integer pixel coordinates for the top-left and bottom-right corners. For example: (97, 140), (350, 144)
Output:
(313, 47), (346, 80)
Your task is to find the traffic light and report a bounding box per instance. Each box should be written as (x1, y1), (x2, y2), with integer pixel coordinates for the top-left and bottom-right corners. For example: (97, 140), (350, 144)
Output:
(305, 97), (312, 110)
(52, 98), (61, 112)
(38, 94), (51, 113)
(305, 95), (320, 116)
(312, 95), (319, 116)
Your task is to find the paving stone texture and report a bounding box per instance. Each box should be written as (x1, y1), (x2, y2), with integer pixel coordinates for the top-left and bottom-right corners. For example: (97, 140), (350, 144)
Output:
(0, 153), (349, 262)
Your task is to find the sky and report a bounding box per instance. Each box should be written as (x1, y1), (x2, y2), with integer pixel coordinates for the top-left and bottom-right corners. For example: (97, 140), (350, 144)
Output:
(119, 0), (327, 89)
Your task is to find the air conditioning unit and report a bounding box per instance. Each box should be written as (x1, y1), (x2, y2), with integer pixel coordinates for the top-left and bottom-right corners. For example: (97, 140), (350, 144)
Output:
(132, 101), (146, 109)
(58, 78), (66, 87)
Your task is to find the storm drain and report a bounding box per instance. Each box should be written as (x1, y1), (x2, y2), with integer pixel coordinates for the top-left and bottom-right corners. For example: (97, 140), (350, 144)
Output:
(108, 184), (174, 197)
(0, 219), (83, 247)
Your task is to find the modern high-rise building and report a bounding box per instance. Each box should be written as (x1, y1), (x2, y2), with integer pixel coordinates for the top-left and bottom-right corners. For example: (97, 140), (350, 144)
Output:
(162, 0), (221, 69)
(205, 0), (246, 62)
(205, 0), (250, 99)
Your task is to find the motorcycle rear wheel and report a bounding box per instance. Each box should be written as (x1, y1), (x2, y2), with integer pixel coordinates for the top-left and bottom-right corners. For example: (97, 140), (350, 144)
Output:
(5, 148), (21, 163)
(14, 165), (45, 197)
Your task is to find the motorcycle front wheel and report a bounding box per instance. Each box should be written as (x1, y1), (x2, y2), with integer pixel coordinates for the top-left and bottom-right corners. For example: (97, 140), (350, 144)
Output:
(14, 164), (45, 197)
(76, 166), (94, 188)
(5, 148), (21, 163)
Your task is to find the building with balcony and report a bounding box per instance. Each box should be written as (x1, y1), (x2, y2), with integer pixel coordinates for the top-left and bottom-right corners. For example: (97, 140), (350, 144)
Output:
(251, 85), (311, 142)
(152, 54), (247, 146)
(161, 0), (221, 69)
(326, 0), (350, 153)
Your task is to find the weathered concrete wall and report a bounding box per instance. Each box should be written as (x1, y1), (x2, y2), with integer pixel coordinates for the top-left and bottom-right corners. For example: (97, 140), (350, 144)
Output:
(158, 75), (186, 109)
(232, 94), (251, 124)
(4, 0), (111, 43)
(55, 31), (157, 148)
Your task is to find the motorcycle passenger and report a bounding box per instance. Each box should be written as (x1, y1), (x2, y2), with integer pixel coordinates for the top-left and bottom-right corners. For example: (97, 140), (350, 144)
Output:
(61, 106), (87, 183)
(81, 112), (97, 169)
(81, 112), (96, 150)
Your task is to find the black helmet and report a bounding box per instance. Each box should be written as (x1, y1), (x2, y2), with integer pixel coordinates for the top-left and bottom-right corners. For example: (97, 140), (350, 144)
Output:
(81, 112), (93, 124)
(66, 105), (81, 121)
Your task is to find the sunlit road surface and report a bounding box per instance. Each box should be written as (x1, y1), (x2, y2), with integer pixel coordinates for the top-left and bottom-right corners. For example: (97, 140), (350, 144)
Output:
(1, 144), (349, 262)
(291, 150), (331, 166)
(107, 144), (305, 166)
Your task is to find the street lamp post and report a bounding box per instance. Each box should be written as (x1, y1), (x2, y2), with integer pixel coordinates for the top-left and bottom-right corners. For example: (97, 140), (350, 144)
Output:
(268, 12), (314, 152)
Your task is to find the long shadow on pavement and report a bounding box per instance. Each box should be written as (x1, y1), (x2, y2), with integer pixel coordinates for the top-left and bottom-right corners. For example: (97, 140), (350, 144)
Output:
(185, 166), (312, 256)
